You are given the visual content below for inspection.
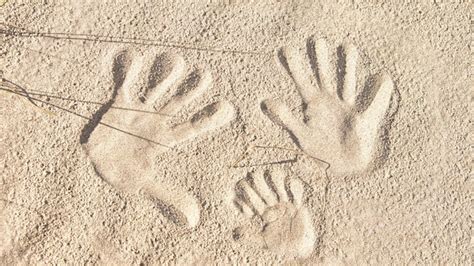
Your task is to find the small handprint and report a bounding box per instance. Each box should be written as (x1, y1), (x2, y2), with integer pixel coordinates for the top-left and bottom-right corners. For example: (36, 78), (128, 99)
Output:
(233, 170), (315, 258)
(82, 49), (235, 227)
(261, 38), (398, 175)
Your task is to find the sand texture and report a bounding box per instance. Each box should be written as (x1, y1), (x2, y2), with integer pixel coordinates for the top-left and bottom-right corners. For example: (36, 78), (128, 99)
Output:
(0, 1), (472, 264)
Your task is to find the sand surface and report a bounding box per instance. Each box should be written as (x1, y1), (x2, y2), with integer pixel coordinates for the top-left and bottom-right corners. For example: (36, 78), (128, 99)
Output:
(0, 1), (472, 264)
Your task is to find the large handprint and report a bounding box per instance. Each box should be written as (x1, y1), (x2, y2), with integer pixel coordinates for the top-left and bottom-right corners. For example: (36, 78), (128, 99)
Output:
(82, 49), (235, 227)
(261, 38), (397, 175)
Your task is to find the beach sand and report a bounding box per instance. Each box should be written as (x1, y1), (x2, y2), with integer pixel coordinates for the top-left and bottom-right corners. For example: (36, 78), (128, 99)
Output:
(0, 1), (471, 264)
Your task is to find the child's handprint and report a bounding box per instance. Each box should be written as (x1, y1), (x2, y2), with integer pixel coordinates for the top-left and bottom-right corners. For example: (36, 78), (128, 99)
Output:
(233, 170), (315, 258)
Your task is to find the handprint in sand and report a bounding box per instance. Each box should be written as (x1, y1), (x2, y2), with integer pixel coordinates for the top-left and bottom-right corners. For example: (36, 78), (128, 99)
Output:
(233, 170), (315, 258)
(81, 49), (235, 227)
(261, 38), (398, 175)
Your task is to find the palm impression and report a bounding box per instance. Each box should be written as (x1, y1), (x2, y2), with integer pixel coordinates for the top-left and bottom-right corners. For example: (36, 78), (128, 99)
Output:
(233, 170), (315, 258)
(261, 38), (398, 175)
(82, 49), (235, 227)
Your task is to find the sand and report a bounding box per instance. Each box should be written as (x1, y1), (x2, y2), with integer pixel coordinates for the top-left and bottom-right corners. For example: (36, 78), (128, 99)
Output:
(0, 1), (471, 264)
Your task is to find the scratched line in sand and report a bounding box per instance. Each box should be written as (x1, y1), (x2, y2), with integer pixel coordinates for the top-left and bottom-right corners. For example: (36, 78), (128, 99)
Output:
(0, 22), (273, 56)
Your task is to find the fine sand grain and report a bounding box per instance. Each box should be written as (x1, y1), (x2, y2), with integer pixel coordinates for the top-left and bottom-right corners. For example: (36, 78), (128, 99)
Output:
(0, 1), (471, 264)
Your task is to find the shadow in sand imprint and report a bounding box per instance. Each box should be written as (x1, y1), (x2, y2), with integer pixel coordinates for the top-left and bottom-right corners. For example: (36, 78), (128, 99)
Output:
(0, 78), (169, 147)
